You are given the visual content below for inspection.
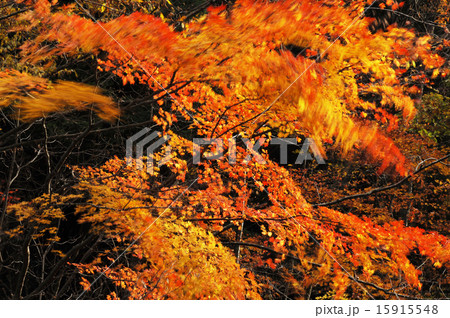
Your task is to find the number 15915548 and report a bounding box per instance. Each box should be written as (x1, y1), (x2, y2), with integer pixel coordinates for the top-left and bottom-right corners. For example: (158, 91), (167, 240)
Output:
(377, 304), (438, 315)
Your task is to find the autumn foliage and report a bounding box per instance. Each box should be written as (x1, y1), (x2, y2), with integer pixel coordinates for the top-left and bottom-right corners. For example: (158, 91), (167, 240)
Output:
(0, 69), (119, 121)
(0, 0), (449, 299)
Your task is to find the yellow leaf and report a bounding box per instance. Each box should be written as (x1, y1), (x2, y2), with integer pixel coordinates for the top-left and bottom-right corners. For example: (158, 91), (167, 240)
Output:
(431, 69), (439, 79)
(433, 261), (442, 268)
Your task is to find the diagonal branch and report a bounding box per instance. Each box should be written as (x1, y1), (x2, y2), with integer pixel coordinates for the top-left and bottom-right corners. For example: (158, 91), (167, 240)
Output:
(0, 7), (28, 22)
(312, 153), (450, 208)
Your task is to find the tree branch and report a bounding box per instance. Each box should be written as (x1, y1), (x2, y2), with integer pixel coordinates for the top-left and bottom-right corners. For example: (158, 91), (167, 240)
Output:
(0, 8), (28, 22)
(23, 234), (96, 299)
(222, 241), (322, 266)
(312, 153), (450, 208)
